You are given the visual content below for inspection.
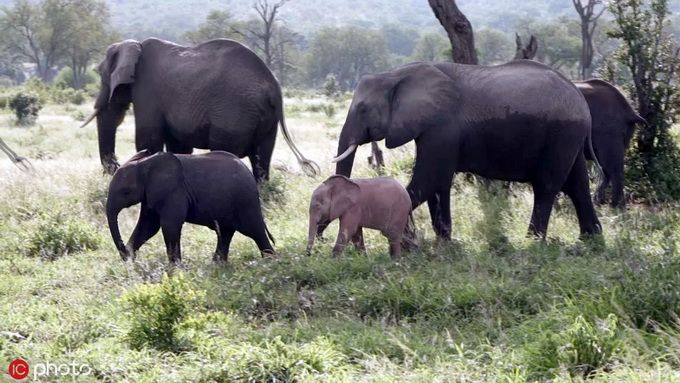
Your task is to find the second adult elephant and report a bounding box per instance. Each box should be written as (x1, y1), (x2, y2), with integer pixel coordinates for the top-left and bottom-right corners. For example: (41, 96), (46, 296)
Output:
(334, 61), (601, 239)
(82, 38), (317, 180)
(515, 36), (646, 207)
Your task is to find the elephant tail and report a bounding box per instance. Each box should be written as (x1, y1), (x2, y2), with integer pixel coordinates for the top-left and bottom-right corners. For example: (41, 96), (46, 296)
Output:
(277, 101), (320, 176)
(265, 224), (276, 246)
(586, 133), (604, 185)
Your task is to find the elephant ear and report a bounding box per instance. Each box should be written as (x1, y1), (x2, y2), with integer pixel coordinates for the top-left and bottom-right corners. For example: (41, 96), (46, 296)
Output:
(139, 153), (185, 209)
(326, 175), (361, 220)
(386, 65), (456, 149)
(526, 35), (538, 59)
(98, 40), (142, 104)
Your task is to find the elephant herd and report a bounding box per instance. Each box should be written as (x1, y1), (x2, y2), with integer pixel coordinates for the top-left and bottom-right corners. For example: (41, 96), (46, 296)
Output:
(2, 36), (646, 264)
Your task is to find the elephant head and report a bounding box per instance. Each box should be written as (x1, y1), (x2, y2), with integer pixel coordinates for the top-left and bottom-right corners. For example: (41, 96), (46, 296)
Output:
(307, 175), (360, 254)
(81, 40), (142, 174)
(333, 64), (455, 177)
(106, 150), (183, 260)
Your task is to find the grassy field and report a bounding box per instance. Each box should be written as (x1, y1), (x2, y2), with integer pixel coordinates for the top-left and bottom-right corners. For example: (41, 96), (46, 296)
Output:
(0, 94), (679, 382)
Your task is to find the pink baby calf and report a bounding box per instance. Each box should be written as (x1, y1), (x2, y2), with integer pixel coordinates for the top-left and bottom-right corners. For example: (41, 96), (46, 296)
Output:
(307, 175), (412, 258)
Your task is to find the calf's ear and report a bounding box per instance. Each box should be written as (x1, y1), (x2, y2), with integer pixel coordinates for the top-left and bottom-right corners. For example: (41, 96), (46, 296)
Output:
(138, 153), (184, 208)
(325, 175), (361, 219)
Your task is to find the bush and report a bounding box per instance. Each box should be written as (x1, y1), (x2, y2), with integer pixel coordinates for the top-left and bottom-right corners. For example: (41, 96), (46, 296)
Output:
(9, 92), (42, 125)
(322, 103), (336, 118)
(258, 171), (287, 207)
(561, 314), (620, 378)
(121, 273), (205, 351)
(25, 213), (101, 260)
(322, 73), (340, 98)
(54, 67), (97, 90)
(625, 140), (680, 203)
(0, 93), (9, 109)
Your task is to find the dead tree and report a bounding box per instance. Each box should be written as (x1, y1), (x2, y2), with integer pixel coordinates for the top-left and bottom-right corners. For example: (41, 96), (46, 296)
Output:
(233, 0), (289, 68)
(572, 0), (605, 79)
(427, 0), (478, 64)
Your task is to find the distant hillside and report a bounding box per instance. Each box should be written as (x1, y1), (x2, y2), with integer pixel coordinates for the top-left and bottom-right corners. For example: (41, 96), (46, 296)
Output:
(0, 0), (677, 41)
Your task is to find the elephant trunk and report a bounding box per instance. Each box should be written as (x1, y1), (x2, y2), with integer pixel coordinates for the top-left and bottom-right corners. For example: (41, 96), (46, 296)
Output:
(334, 130), (358, 177)
(106, 200), (128, 261)
(96, 96), (129, 174)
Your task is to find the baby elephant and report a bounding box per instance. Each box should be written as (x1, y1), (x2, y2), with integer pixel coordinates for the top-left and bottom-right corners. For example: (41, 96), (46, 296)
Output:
(106, 150), (274, 264)
(307, 175), (412, 258)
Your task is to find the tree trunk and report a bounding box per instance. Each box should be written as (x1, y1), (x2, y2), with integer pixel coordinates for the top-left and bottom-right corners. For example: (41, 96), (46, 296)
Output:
(427, 0), (478, 64)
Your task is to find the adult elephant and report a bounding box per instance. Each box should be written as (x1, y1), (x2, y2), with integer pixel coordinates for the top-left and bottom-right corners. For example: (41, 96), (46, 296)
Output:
(333, 61), (601, 239)
(81, 38), (317, 180)
(515, 35), (646, 207)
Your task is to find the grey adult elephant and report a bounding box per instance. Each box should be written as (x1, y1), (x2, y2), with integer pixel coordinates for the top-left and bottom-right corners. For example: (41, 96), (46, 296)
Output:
(333, 60), (602, 239)
(81, 38), (317, 180)
(515, 35), (646, 207)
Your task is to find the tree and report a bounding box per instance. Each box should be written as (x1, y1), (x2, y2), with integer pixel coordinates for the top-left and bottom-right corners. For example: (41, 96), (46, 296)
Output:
(0, 0), (114, 85)
(572, 0), (606, 79)
(608, 0), (680, 201)
(476, 28), (513, 65)
(233, 0), (289, 69)
(519, 17), (581, 73)
(184, 10), (242, 44)
(63, 0), (116, 88)
(427, 0), (477, 64)
(411, 32), (449, 61)
(380, 24), (418, 57)
(306, 26), (389, 90)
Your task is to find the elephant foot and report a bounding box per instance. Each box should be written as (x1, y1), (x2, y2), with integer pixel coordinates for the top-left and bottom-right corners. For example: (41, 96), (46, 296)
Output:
(261, 249), (277, 258)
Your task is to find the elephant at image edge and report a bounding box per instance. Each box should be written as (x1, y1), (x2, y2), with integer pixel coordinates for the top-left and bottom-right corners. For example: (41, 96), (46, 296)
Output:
(82, 38), (317, 180)
(515, 35), (646, 208)
(106, 150), (274, 264)
(333, 60), (602, 239)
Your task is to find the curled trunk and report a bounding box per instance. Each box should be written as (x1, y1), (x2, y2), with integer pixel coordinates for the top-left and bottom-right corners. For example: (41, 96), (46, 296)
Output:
(106, 202), (127, 260)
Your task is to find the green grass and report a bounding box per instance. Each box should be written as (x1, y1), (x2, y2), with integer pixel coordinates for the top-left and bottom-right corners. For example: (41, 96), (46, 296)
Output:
(0, 98), (679, 382)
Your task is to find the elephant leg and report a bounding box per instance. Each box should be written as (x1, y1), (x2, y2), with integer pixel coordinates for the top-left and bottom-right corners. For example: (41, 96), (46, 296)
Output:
(351, 228), (366, 253)
(610, 171), (625, 209)
(562, 154), (602, 236)
(127, 206), (161, 258)
(134, 113), (165, 154)
(160, 220), (183, 265)
(594, 169), (610, 206)
(528, 189), (558, 238)
(165, 133), (194, 155)
(214, 226), (235, 263)
(406, 137), (457, 217)
(427, 187), (452, 240)
(333, 216), (359, 257)
(249, 124), (277, 182)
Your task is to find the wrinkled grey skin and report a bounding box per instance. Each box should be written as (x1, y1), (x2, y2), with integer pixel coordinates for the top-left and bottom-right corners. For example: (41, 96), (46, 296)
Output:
(516, 36), (646, 207)
(89, 38), (316, 180)
(335, 60), (601, 239)
(106, 150), (274, 265)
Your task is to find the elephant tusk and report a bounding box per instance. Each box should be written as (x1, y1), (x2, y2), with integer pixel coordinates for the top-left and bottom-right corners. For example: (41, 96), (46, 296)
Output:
(79, 108), (99, 128)
(331, 144), (357, 163)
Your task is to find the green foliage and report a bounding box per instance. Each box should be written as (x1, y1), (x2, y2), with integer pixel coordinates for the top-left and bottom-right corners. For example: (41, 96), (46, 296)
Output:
(613, 258), (680, 328)
(476, 28), (514, 65)
(322, 73), (340, 98)
(609, 0), (680, 202)
(24, 212), (101, 260)
(54, 67), (97, 90)
(258, 171), (287, 207)
(8, 91), (42, 125)
(561, 314), (620, 378)
(411, 32), (449, 62)
(306, 26), (389, 90)
(121, 273), (205, 351)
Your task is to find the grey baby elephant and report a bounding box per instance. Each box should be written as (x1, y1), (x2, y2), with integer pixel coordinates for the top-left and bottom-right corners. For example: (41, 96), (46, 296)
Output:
(307, 175), (413, 259)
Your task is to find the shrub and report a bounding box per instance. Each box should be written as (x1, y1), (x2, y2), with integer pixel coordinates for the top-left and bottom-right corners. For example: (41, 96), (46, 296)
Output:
(0, 93), (9, 109)
(9, 92), (42, 125)
(54, 67), (97, 90)
(322, 103), (336, 118)
(206, 337), (350, 382)
(258, 171), (287, 207)
(560, 314), (620, 378)
(614, 259), (680, 328)
(25, 213), (101, 260)
(121, 273), (205, 351)
(322, 73), (340, 98)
